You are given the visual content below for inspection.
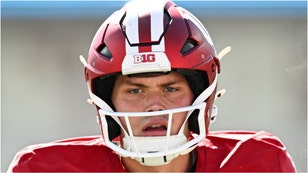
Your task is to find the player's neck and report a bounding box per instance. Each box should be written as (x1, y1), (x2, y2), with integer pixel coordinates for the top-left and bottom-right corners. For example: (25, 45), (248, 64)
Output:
(121, 153), (193, 172)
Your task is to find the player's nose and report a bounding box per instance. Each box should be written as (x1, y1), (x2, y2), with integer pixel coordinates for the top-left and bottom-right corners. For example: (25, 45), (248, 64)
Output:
(144, 91), (166, 112)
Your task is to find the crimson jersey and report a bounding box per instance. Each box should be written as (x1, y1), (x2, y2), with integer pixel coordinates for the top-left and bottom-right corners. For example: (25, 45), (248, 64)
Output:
(8, 131), (296, 172)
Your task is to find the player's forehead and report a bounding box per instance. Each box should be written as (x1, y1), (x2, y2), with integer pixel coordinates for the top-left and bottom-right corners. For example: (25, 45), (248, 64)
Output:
(114, 71), (189, 87)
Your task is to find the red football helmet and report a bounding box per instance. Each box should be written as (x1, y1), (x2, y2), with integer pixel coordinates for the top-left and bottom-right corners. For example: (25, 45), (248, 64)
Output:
(82, 0), (221, 166)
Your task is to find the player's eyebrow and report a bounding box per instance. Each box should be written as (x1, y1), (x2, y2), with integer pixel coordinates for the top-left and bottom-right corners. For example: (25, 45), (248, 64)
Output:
(123, 79), (186, 88)
(160, 81), (184, 87)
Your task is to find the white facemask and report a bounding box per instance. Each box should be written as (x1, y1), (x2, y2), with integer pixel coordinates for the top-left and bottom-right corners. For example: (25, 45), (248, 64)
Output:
(98, 102), (206, 166)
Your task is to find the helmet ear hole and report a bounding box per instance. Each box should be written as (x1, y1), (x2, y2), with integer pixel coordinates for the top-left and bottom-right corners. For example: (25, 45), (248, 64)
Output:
(188, 109), (200, 134)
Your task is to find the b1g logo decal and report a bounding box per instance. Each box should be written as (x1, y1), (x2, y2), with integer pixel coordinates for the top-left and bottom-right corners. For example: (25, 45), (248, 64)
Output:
(122, 52), (170, 75)
(134, 54), (156, 64)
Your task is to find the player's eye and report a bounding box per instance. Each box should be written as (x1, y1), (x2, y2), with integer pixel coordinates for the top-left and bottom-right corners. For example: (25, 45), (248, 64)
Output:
(129, 88), (142, 94)
(165, 87), (177, 92)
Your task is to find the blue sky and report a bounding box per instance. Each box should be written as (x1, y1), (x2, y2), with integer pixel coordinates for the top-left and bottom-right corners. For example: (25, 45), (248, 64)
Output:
(2, 1), (307, 19)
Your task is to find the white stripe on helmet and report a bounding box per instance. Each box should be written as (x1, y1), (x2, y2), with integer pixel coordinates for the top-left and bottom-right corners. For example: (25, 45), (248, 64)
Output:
(122, 0), (170, 75)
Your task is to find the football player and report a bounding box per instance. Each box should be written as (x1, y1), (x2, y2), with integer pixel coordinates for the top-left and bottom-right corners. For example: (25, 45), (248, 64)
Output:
(8, 0), (296, 172)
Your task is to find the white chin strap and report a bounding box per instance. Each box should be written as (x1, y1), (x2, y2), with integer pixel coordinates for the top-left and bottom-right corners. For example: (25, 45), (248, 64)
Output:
(123, 135), (190, 166)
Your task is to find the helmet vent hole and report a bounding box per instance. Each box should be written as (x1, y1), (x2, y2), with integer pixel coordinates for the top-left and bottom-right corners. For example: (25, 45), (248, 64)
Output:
(180, 38), (197, 55)
(97, 44), (112, 60)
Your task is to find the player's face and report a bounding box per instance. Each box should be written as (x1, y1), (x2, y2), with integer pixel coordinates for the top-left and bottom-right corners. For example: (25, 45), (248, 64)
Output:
(111, 72), (194, 137)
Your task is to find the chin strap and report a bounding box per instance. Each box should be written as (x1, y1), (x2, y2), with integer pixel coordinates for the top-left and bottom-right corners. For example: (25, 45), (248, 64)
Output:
(133, 145), (197, 166)
(218, 46), (231, 61)
(123, 135), (196, 166)
(79, 55), (87, 67)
